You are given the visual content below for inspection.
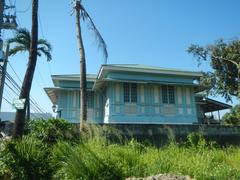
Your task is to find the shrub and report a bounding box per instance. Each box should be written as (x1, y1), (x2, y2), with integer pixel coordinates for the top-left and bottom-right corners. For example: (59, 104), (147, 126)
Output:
(186, 132), (206, 148)
(26, 118), (79, 144)
(223, 105), (240, 125)
(0, 136), (52, 179)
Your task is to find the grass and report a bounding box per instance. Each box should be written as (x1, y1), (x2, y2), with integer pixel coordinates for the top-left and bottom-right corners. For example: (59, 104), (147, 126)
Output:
(50, 136), (240, 180)
(1, 120), (240, 179)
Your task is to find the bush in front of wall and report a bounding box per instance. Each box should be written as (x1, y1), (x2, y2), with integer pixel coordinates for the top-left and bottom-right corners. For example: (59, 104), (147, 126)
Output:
(25, 118), (79, 144)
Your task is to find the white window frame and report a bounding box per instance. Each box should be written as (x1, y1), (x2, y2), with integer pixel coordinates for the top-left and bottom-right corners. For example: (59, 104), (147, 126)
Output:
(162, 85), (175, 104)
(123, 83), (137, 103)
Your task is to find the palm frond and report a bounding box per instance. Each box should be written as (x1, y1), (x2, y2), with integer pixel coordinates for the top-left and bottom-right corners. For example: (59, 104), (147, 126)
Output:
(37, 46), (52, 61)
(37, 51), (42, 57)
(37, 39), (52, 51)
(80, 4), (108, 64)
(9, 45), (28, 56)
(8, 28), (31, 50)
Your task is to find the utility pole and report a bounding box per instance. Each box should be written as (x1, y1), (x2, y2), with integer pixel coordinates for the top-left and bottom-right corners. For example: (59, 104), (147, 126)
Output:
(0, 43), (9, 111)
(0, 0), (17, 114)
(0, 0), (4, 31)
(0, 0), (5, 115)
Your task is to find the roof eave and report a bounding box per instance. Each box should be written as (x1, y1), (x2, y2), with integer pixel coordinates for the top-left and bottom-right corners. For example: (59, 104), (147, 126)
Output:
(98, 65), (203, 79)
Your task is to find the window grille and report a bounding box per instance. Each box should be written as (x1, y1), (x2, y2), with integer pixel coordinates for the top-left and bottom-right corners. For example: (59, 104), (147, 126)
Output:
(123, 83), (137, 103)
(162, 85), (168, 104)
(87, 91), (94, 108)
(162, 85), (175, 104)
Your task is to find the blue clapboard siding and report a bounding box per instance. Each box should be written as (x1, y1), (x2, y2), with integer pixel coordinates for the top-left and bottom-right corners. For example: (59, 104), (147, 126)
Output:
(105, 82), (198, 124)
(55, 70), (199, 124)
(57, 90), (103, 123)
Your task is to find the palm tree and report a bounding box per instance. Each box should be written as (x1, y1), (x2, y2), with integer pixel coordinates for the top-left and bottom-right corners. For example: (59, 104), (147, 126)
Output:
(9, 28), (52, 124)
(74, 0), (107, 132)
(12, 0), (52, 138)
(8, 29), (51, 61)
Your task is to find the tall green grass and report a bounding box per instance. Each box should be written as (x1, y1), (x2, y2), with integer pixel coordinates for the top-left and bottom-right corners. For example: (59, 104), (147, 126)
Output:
(1, 121), (240, 179)
(0, 136), (52, 179)
(52, 135), (240, 180)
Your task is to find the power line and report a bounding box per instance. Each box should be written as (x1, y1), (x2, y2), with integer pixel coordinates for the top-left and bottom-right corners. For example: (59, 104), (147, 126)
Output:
(1, 68), (50, 118)
(38, 10), (53, 77)
(36, 66), (46, 86)
(2, 96), (12, 106)
(3, 88), (13, 102)
(2, 67), (48, 115)
(16, 0), (31, 13)
(4, 57), (48, 112)
(8, 61), (22, 83)
(8, 0), (13, 6)
(39, 14), (45, 38)
(4, 80), (19, 96)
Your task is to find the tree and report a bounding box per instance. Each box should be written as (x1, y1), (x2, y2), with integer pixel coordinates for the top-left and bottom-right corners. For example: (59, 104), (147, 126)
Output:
(223, 104), (240, 125)
(188, 39), (240, 102)
(13, 0), (52, 138)
(8, 28), (52, 121)
(74, 0), (108, 132)
(8, 29), (52, 61)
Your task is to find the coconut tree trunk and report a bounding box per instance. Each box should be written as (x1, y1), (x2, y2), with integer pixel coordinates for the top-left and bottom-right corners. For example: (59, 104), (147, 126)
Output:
(75, 1), (87, 132)
(13, 0), (38, 138)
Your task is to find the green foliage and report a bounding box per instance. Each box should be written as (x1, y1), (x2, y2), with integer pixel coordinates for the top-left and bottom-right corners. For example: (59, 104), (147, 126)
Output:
(188, 39), (240, 101)
(0, 136), (52, 179)
(223, 105), (240, 125)
(26, 118), (79, 144)
(186, 132), (206, 148)
(50, 136), (240, 180)
(1, 119), (240, 179)
(52, 138), (123, 180)
(8, 28), (52, 61)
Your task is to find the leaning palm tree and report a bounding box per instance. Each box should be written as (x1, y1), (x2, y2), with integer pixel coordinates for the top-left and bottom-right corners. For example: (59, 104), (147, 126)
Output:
(8, 29), (51, 61)
(9, 28), (51, 125)
(12, 1), (52, 138)
(74, 0), (107, 132)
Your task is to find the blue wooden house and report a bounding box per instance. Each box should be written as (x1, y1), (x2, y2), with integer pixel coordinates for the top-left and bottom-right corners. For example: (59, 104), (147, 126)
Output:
(44, 64), (231, 124)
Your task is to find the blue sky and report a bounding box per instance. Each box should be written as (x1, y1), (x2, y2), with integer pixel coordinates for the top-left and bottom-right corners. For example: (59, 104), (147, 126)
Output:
(1, 0), (239, 114)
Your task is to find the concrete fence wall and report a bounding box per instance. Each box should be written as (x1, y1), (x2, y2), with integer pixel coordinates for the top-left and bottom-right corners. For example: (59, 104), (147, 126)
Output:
(1, 122), (240, 146)
(101, 124), (240, 146)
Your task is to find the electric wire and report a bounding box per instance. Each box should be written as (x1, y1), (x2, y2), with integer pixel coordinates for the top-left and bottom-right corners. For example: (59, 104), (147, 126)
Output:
(2, 96), (12, 106)
(39, 14), (45, 38)
(3, 60), (49, 114)
(8, 0), (13, 6)
(1, 66), (49, 117)
(3, 88), (13, 100)
(39, 11), (53, 76)
(0, 1), (50, 119)
(8, 61), (22, 83)
(16, 0), (31, 13)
